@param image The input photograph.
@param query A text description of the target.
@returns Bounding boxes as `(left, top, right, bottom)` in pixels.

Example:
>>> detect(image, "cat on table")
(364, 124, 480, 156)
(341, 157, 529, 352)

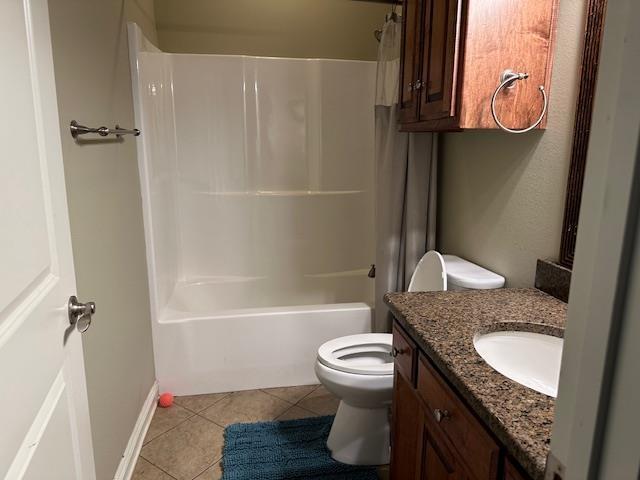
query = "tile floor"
(132, 384, 389, 480)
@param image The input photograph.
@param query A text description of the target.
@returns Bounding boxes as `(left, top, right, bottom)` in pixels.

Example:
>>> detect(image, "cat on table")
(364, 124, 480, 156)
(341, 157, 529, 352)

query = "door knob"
(68, 296, 96, 333)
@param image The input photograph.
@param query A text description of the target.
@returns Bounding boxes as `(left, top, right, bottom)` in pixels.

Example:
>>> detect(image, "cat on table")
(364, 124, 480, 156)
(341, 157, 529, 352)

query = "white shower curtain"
(374, 18, 438, 332)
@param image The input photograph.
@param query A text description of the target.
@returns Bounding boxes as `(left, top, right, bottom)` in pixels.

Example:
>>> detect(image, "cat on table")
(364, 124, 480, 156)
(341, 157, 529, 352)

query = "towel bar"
(70, 120, 141, 139)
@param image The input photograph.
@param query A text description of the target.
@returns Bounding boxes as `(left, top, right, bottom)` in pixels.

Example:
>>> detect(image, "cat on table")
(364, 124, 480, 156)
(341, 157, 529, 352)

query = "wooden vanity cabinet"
(398, 0, 559, 132)
(503, 458, 529, 480)
(391, 320, 526, 480)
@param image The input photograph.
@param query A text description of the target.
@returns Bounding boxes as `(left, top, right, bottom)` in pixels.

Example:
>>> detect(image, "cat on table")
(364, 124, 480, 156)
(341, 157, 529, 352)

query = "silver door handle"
(68, 296, 96, 333)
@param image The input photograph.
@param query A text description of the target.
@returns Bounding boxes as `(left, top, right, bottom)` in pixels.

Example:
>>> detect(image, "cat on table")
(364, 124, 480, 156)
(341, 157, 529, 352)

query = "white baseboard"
(113, 381, 159, 480)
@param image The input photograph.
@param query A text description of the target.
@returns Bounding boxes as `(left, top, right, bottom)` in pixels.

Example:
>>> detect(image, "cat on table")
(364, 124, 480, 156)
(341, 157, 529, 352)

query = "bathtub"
(153, 278, 373, 395)
(129, 24, 376, 396)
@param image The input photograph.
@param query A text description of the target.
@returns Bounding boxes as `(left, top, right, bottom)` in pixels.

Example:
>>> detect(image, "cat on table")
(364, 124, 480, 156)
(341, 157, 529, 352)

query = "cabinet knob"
(414, 79, 424, 90)
(433, 408, 450, 423)
(391, 346, 400, 358)
(407, 82, 414, 92)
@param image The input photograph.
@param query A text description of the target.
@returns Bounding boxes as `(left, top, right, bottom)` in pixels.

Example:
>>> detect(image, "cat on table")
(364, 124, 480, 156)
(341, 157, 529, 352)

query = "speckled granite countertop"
(384, 288, 567, 480)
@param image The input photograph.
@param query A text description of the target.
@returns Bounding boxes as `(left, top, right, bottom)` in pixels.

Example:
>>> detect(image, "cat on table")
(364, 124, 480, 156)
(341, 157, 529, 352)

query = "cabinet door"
(418, 0, 462, 122)
(390, 371, 422, 480)
(420, 423, 463, 480)
(398, 0, 423, 123)
(504, 458, 530, 480)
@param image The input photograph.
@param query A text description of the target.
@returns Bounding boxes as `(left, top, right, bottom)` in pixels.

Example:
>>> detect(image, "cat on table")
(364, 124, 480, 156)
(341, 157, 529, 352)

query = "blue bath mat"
(221, 415, 378, 480)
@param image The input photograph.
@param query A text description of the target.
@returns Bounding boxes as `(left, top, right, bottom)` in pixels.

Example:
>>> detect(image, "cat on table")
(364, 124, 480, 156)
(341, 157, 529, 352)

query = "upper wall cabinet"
(399, 0, 559, 132)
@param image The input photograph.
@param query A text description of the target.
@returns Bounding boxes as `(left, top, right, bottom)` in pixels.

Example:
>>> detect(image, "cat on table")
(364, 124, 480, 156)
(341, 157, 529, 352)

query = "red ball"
(158, 392, 174, 408)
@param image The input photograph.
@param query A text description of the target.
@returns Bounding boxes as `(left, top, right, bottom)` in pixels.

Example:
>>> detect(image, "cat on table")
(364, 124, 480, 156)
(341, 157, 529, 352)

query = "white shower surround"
(128, 24, 376, 394)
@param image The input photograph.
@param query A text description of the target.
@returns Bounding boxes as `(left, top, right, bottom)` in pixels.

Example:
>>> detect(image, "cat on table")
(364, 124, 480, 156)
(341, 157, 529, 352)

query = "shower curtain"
(374, 17, 438, 332)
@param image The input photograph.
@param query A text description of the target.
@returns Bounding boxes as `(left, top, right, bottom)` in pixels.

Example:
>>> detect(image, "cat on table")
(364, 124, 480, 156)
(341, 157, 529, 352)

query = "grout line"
(174, 391, 233, 415)
(139, 415, 224, 478)
(294, 384, 323, 406)
(138, 455, 178, 480)
(190, 460, 217, 480)
(195, 412, 228, 430)
(258, 389, 298, 406)
(192, 459, 222, 480)
(294, 405, 318, 416)
(273, 404, 296, 421)
(275, 403, 318, 421)
(259, 384, 322, 405)
(142, 409, 195, 446)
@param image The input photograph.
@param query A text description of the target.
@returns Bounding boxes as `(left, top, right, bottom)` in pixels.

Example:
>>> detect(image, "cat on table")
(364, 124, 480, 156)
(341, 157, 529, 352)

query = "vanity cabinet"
(390, 321, 528, 480)
(398, 0, 559, 132)
(504, 459, 529, 480)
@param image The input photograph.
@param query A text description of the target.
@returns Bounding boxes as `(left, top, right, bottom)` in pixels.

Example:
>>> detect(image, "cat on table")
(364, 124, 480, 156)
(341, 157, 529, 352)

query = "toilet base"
(327, 400, 390, 466)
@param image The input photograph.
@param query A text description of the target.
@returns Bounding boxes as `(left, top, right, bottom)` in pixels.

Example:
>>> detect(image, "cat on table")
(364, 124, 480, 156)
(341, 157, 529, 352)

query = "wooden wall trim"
(559, 0, 608, 269)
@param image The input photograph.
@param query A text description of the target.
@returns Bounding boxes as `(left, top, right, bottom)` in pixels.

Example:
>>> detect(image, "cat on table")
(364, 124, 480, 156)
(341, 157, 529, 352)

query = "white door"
(0, 0, 96, 479)
(546, 0, 640, 478)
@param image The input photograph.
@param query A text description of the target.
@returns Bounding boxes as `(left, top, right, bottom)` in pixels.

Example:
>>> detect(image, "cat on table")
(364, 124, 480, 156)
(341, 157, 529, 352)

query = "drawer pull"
(433, 408, 450, 423)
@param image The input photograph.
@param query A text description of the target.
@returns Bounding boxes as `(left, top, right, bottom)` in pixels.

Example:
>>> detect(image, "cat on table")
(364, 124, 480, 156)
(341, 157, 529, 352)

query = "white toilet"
(315, 250, 505, 465)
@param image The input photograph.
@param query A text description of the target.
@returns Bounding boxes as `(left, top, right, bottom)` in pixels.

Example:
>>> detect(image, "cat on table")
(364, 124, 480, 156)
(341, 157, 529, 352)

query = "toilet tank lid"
(442, 255, 505, 289)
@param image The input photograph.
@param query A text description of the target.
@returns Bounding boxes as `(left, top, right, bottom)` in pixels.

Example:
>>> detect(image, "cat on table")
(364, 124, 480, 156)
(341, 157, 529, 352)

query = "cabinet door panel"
(422, 433, 455, 480)
(399, 0, 423, 122)
(420, 420, 468, 480)
(419, 0, 461, 121)
(390, 372, 422, 480)
(417, 355, 499, 480)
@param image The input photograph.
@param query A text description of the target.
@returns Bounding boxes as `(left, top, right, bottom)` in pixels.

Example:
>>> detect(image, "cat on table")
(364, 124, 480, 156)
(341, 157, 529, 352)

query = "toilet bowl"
(315, 251, 505, 466)
(315, 333, 394, 466)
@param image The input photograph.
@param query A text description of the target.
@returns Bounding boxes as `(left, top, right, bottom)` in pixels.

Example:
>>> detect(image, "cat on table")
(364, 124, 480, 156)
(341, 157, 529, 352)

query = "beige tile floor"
(132, 384, 389, 480)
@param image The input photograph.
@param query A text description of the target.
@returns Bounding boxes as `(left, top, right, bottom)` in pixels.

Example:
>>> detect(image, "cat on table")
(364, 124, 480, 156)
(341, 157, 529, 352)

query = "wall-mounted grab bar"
(491, 70, 547, 134)
(70, 120, 141, 139)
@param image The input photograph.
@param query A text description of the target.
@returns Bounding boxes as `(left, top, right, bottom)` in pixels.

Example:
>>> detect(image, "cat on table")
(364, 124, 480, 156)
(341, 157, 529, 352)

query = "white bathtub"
(154, 280, 372, 394)
(129, 25, 376, 396)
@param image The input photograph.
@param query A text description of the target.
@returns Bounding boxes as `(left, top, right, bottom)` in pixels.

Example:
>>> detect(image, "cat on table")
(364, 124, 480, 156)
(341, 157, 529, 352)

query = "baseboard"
(113, 380, 159, 480)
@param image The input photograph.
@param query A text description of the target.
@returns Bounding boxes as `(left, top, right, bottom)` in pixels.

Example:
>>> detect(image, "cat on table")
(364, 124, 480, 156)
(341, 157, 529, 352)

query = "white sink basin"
(473, 331, 563, 397)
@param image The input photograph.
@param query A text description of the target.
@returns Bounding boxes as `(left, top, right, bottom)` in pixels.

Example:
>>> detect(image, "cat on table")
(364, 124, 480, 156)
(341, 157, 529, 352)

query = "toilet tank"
(442, 255, 505, 291)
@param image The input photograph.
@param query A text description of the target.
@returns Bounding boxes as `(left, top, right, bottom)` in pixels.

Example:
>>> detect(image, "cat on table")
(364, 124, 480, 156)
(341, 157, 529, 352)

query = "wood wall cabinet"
(398, 0, 559, 132)
(390, 321, 530, 480)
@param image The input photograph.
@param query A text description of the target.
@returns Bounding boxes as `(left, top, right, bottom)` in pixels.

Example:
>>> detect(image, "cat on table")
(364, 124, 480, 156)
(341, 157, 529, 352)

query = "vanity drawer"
(392, 322, 417, 383)
(417, 354, 499, 480)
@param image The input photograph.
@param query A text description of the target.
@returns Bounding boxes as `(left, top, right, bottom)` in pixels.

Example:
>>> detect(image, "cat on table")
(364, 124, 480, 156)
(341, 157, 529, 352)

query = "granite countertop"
(384, 288, 567, 480)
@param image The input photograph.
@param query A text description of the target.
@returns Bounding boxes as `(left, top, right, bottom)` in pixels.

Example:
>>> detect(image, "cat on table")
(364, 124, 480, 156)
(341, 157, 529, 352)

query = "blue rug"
(221, 415, 378, 480)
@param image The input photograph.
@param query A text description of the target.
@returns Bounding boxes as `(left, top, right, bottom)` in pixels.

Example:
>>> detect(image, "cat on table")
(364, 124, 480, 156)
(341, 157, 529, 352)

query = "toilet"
(315, 250, 505, 465)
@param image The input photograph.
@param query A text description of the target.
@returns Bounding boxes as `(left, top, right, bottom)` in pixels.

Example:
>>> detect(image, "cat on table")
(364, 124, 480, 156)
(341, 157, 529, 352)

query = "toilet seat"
(317, 334, 393, 376)
(408, 250, 447, 292)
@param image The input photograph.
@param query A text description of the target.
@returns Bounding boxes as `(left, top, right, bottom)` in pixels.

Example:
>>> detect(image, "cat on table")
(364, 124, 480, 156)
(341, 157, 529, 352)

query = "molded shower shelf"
(193, 190, 365, 197)
(303, 268, 370, 278)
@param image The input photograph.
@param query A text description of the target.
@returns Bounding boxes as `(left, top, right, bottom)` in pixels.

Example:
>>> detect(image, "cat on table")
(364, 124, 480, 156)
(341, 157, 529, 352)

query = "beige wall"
(154, 0, 390, 60)
(47, 1, 157, 479)
(438, 0, 586, 287)
(127, 0, 158, 45)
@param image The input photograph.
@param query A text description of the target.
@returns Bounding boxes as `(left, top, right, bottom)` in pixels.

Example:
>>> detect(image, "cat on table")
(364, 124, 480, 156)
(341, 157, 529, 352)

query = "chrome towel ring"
(491, 69, 547, 134)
